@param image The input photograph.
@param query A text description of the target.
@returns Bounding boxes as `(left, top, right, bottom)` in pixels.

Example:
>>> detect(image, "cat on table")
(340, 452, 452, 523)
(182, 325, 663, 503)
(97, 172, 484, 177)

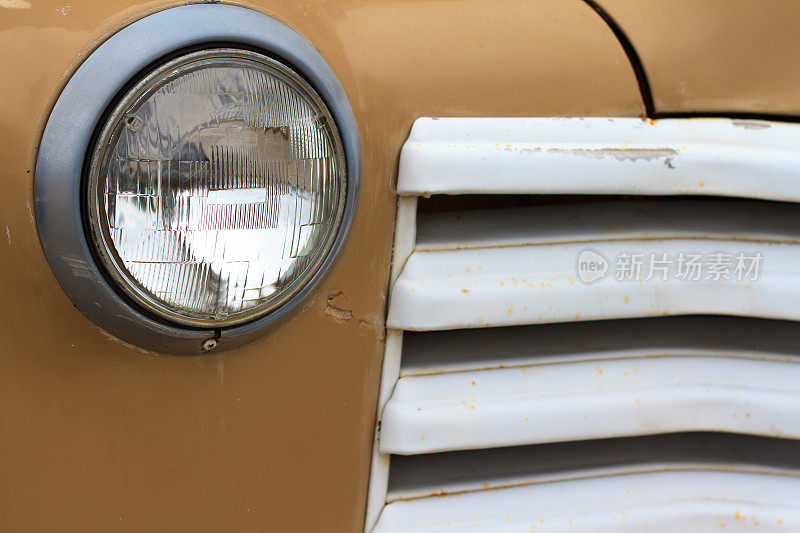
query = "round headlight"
(85, 48, 346, 327)
(36, 5, 359, 353)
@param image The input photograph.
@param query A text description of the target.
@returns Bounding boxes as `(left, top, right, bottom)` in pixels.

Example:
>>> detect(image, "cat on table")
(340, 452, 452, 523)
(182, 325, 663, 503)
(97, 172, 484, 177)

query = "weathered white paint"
(375, 470, 800, 532)
(364, 198, 418, 532)
(388, 239, 800, 331)
(398, 117, 800, 201)
(366, 117, 800, 531)
(380, 355, 800, 454)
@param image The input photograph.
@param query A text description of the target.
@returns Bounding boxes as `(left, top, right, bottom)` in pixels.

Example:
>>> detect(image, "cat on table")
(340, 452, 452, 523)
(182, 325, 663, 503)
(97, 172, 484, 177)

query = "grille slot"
(415, 198, 800, 251)
(365, 118, 800, 531)
(388, 432, 800, 502)
(400, 316, 800, 376)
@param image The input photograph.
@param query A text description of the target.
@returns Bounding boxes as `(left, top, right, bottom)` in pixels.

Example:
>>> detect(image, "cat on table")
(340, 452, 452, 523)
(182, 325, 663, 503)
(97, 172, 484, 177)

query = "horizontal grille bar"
(398, 117, 800, 201)
(375, 470, 800, 531)
(388, 238, 800, 331)
(381, 354, 800, 454)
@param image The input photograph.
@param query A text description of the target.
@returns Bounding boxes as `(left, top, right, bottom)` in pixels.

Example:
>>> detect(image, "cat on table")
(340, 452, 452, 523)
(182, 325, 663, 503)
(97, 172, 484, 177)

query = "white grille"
(365, 118, 800, 531)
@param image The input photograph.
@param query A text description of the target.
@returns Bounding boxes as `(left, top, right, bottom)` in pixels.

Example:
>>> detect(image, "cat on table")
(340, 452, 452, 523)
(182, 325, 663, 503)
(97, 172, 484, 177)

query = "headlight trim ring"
(35, 5, 360, 354)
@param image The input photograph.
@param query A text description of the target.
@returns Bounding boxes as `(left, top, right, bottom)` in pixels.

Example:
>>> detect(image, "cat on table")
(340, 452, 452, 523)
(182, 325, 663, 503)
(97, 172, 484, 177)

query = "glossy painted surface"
(0, 1, 639, 530)
(599, 0, 800, 115)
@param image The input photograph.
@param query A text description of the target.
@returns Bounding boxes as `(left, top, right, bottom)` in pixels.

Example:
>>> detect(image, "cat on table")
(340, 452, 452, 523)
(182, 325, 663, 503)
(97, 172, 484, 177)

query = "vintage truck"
(3, 0, 800, 530)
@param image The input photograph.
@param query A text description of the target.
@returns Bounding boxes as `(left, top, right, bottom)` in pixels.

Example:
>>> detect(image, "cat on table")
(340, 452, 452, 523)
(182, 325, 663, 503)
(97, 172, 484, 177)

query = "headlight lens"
(86, 48, 346, 327)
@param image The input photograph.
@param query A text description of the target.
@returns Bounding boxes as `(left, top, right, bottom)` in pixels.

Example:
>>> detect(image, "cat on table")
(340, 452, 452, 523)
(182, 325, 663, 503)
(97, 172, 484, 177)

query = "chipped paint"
(398, 117, 800, 201)
(325, 290, 354, 321)
(732, 120, 772, 130)
(0, 0, 31, 7)
(545, 147, 678, 162)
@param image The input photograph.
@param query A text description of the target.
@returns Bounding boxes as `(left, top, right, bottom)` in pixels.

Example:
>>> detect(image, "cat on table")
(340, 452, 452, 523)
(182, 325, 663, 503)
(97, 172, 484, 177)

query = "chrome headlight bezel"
(35, 5, 360, 354)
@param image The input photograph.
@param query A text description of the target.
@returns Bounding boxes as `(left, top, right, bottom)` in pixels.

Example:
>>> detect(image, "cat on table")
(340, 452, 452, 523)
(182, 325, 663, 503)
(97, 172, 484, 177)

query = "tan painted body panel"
(599, 0, 800, 115)
(0, 1, 639, 530)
